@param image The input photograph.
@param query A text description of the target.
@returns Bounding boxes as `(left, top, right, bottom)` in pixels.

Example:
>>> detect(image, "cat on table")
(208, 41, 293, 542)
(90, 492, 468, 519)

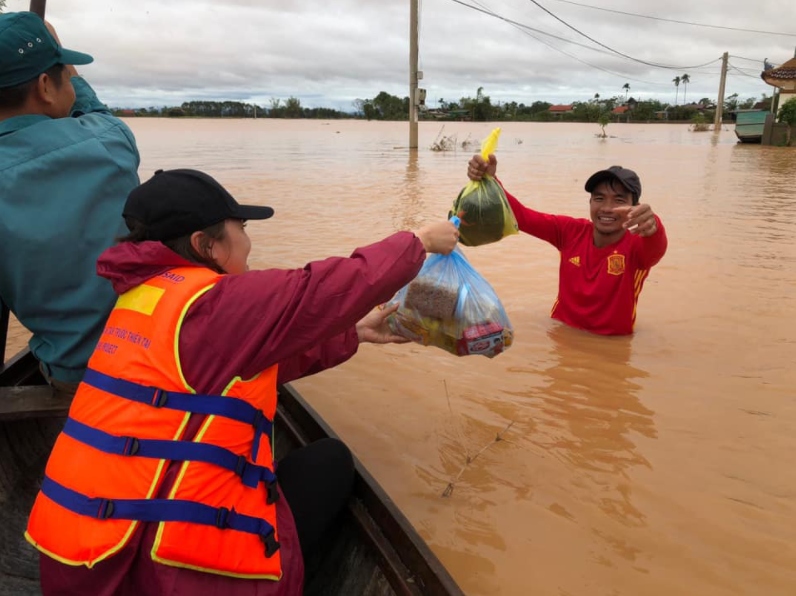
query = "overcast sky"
(5, 0, 795, 110)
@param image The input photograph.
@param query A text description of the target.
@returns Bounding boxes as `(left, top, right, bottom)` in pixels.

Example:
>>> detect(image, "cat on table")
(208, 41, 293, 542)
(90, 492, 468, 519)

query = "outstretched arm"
(180, 227, 458, 393)
(276, 304, 408, 384)
(466, 154, 574, 249)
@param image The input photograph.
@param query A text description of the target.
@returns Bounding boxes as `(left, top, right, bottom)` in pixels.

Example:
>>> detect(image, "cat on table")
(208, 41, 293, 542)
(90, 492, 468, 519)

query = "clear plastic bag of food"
(386, 246, 514, 358)
(448, 127, 519, 247)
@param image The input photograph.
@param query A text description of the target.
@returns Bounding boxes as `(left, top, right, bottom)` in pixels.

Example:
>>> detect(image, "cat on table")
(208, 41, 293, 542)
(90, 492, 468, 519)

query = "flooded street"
(8, 119, 795, 595)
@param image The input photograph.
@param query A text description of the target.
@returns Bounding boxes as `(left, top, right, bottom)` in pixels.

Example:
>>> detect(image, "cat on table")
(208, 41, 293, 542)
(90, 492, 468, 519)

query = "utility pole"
(30, 0, 47, 18)
(714, 52, 728, 130)
(409, 0, 419, 149)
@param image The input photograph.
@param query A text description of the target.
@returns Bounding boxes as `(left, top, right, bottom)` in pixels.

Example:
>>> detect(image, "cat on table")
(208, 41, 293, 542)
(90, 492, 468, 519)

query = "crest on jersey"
(607, 253, 625, 276)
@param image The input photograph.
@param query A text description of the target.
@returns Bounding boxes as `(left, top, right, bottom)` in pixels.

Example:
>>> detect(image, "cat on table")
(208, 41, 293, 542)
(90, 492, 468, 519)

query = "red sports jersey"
(504, 189, 667, 335)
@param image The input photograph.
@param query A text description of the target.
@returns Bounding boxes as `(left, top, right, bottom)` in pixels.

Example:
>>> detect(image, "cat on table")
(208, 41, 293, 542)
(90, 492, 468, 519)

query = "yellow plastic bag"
(448, 128, 519, 247)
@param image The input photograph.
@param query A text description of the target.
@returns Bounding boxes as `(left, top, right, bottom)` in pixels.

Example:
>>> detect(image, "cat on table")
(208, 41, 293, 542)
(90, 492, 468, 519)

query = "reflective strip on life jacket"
(40, 477, 280, 558)
(82, 368, 273, 461)
(62, 417, 279, 499)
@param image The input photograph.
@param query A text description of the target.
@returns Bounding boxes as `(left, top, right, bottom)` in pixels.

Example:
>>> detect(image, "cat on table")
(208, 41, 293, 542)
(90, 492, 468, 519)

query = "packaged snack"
(404, 277, 458, 320)
(386, 246, 514, 358)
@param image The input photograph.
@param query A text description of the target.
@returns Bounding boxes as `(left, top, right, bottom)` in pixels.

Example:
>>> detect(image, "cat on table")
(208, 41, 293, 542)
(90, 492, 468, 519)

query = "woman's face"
(212, 219, 251, 274)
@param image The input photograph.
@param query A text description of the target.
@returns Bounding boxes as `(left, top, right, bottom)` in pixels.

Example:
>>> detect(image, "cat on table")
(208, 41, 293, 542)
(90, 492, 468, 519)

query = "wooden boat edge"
(277, 383, 465, 596)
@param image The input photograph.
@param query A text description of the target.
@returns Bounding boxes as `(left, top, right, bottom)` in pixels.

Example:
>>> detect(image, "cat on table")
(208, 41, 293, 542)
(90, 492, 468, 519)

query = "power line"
(524, 0, 722, 70)
(448, 0, 620, 58)
(730, 55, 766, 63)
(728, 63, 764, 80)
(735, 66, 764, 75)
(466, 0, 670, 86)
(726, 62, 765, 75)
(468, 0, 613, 58)
(449, 0, 720, 73)
(452, 0, 775, 97)
(548, 0, 796, 37)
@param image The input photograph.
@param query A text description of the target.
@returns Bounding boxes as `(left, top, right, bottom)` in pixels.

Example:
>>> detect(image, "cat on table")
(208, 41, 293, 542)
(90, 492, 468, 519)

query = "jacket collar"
(0, 113, 51, 136)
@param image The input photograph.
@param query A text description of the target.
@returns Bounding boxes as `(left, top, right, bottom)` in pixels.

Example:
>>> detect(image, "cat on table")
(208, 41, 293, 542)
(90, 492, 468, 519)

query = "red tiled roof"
(612, 106, 629, 114)
(763, 57, 796, 80)
(548, 104, 573, 112)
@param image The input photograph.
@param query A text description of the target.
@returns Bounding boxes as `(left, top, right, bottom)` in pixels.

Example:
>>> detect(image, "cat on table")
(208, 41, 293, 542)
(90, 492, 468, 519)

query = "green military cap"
(0, 11, 93, 88)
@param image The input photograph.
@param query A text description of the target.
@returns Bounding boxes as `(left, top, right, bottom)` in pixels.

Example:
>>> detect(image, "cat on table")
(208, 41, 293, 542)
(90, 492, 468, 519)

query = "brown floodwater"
(7, 120, 796, 595)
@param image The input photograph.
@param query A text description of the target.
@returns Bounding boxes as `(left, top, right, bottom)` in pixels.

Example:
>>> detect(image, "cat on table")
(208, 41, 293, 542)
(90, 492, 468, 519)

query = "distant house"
(117, 109, 136, 117)
(761, 56, 796, 108)
(654, 110, 669, 121)
(548, 104, 574, 117)
(611, 105, 631, 122)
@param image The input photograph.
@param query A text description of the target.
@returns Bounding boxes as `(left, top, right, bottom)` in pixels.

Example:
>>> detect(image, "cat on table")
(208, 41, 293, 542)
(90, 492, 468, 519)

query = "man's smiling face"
(589, 179, 634, 237)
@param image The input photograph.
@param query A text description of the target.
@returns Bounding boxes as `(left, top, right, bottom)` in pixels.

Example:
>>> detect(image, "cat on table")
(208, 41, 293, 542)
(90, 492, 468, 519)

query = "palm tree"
(622, 83, 630, 102)
(681, 74, 690, 105)
(672, 76, 681, 105)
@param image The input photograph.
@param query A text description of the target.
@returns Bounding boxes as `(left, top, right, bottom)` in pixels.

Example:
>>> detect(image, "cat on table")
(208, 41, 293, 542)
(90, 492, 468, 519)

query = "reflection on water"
(524, 326, 655, 528)
(8, 120, 796, 596)
(393, 151, 425, 231)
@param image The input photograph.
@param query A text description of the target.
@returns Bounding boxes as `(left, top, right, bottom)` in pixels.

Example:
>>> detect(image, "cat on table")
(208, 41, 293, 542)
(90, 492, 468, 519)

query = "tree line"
(112, 87, 772, 123)
(121, 99, 351, 119)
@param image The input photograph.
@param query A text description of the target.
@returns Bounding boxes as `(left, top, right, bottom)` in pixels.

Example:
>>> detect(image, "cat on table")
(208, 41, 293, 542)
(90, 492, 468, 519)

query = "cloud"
(5, 0, 794, 108)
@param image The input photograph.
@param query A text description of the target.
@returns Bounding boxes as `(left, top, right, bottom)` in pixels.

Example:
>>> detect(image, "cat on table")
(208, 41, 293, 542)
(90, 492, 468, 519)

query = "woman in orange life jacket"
(26, 168, 460, 596)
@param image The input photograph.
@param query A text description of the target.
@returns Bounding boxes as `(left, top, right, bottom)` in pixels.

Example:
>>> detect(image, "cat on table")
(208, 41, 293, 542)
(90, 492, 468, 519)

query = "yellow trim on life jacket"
(173, 283, 216, 392)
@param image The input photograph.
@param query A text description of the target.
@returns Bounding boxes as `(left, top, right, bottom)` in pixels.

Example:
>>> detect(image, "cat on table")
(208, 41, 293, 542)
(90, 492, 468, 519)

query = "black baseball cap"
(584, 166, 642, 204)
(123, 169, 274, 242)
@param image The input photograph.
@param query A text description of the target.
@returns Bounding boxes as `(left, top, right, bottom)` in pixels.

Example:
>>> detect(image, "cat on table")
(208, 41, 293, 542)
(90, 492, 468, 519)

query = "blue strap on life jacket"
(41, 476, 280, 558)
(82, 368, 273, 461)
(62, 418, 278, 500)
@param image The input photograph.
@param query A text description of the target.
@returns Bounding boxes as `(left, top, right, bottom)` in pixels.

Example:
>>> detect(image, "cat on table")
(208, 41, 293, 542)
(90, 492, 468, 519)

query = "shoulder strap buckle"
(261, 529, 280, 558)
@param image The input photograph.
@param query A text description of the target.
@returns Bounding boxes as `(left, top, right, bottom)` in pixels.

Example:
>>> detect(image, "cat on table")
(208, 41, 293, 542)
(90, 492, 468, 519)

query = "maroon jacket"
(39, 232, 426, 596)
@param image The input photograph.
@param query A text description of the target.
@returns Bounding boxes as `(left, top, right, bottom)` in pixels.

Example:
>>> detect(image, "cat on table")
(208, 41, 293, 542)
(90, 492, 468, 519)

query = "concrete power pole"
(714, 52, 729, 130)
(409, 0, 419, 149)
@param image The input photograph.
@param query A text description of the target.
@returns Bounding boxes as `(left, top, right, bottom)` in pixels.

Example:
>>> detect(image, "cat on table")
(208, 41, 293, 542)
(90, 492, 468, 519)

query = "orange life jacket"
(26, 266, 283, 580)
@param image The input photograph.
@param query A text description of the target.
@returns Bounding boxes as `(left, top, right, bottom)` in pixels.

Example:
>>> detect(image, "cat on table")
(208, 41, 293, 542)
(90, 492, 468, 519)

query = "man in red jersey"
(467, 155, 667, 335)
